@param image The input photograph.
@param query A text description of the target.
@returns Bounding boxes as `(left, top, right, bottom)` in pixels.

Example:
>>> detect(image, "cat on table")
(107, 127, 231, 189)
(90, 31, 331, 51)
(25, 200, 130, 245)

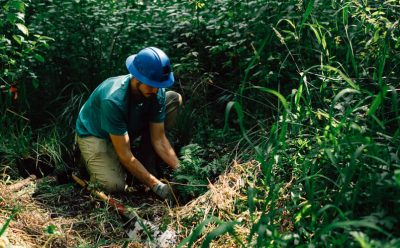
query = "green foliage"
(0, 114, 31, 170)
(178, 217, 242, 248)
(44, 224, 57, 235)
(1, 0, 399, 246)
(0, 0, 52, 111)
(173, 143, 230, 201)
(0, 114, 69, 177)
(201, 221, 242, 248)
(179, 0, 400, 247)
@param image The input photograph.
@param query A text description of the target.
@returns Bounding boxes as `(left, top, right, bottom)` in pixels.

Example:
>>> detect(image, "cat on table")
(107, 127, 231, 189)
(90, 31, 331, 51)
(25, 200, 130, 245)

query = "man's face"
(138, 82, 158, 98)
(131, 77, 159, 99)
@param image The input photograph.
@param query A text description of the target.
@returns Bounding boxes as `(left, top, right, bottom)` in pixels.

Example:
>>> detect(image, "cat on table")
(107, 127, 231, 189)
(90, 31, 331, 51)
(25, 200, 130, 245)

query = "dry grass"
(171, 160, 264, 247)
(0, 181, 75, 247)
(0, 160, 289, 247)
(0, 177, 128, 247)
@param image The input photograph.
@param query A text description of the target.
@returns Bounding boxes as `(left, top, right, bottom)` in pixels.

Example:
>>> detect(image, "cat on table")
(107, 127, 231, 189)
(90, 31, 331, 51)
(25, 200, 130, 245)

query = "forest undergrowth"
(1, 0, 400, 247)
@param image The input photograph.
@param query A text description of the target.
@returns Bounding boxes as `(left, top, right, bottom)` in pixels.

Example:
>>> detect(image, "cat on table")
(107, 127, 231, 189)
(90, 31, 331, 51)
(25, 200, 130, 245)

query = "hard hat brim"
(126, 54, 175, 88)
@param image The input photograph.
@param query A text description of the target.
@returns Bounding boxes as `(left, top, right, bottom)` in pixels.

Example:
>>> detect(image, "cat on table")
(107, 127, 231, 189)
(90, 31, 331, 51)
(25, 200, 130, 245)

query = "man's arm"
(149, 122, 179, 170)
(109, 133, 159, 188)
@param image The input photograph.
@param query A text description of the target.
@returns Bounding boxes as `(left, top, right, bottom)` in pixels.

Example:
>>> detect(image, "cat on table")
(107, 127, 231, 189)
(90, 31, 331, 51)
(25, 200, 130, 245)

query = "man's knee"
(91, 176, 125, 193)
(102, 180, 125, 193)
(166, 91, 182, 107)
(165, 91, 182, 129)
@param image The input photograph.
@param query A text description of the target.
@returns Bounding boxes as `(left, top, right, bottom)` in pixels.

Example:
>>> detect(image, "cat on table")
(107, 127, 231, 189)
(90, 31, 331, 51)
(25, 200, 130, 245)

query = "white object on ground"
(127, 219, 177, 248)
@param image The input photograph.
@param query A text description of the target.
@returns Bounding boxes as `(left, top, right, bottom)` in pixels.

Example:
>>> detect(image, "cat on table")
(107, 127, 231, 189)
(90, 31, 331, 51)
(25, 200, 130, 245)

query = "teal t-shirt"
(76, 74, 166, 139)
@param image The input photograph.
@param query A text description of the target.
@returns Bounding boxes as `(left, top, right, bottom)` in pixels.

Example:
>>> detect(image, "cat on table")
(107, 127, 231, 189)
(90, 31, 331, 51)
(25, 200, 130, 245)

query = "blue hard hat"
(126, 47, 174, 88)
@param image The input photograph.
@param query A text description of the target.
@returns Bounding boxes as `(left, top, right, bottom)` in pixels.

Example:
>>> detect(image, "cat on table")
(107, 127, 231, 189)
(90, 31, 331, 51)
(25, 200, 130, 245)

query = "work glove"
(152, 182, 174, 202)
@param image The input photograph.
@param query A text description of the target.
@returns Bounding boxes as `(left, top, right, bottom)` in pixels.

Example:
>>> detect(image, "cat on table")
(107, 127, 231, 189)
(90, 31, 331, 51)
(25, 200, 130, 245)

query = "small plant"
(173, 144, 208, 201)
(173, 143, 230, 202)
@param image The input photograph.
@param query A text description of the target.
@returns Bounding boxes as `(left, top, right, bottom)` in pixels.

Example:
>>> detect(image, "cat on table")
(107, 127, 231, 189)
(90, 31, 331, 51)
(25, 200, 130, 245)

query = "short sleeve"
(100, 99, 128, 135)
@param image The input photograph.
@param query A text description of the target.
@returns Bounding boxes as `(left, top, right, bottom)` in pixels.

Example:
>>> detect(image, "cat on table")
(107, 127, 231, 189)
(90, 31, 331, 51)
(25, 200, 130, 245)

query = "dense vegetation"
(1, 0, 399, 247)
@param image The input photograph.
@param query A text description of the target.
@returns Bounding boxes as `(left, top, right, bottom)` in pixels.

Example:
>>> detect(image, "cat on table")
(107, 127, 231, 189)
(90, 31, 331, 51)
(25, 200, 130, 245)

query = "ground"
(0, 161, 272, 247)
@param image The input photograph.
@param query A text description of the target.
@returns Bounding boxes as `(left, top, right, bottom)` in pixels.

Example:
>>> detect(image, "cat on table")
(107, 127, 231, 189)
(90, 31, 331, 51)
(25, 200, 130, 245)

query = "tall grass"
(0, 87, 88, 178)
(1, 0, 399, 246)
(182, 0, 400, 247)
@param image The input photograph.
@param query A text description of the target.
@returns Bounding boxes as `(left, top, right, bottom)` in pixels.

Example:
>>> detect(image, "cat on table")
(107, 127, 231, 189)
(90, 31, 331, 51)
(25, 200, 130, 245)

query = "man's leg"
(137, 91, 182, 177)
(164, 91, 183, 130)
(77, 135, 126, 192)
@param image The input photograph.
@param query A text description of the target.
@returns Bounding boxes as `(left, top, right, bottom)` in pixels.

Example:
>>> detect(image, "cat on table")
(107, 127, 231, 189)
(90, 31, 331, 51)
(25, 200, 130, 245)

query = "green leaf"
(252, 86, 289, 111)
(323, 65, 359, 90)
(201, 221, 241, 248)
(277, 19, 296, 30)
(373, 29, 380, 42)
(300, 0, 316, 29)
(321, 220, 390, 237)
(295, 203, 311, 223)
(321, 35, 327, 50)
(44, 224, 57, 234)
(370, 114, 385, 129)
(33, 34, 54, 41)
(247, 187, 255, 217)
(224, 101, 244, 132)
(32, 78, 40, 89)
(343, 4, 349, 25)
(12, 35, 22, 45)
(350, 231, 372, 248)
(16, 12, 25, 22)
(367, 85, 389, 116)
(0, 209, 18, 237)
(16, 23, 29, 36)
(295, 76, 304, 108)
(177, 218, 216, 248)
(333, 88, 360, 103)
(8, 0, 25, 12)
(34, 54, 45, 63)
(395, 170, 400, 187)
(309, 24, 321, 44)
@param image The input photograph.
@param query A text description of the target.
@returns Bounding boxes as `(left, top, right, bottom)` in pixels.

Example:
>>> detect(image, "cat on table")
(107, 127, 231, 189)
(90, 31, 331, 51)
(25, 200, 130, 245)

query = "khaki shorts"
(76, 135, 126, 192)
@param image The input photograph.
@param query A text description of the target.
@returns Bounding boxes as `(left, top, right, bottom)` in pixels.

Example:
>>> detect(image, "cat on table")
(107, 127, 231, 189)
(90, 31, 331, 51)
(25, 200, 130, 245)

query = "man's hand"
(152, 182, 173, 200)
(110, 134, 159, 188)
(171, 163, 180, 170)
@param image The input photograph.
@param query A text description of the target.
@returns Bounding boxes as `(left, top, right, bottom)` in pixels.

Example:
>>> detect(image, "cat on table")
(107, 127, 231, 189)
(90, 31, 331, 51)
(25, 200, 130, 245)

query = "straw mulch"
(171, 160, 264, 247)
(0, 160, 292, 247)
(0, 177, 130, 248)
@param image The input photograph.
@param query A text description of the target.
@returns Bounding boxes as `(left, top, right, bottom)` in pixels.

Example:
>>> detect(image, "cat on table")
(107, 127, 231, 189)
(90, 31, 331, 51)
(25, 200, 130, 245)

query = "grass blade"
(251, 86, 289, 111)
(300, 0, 316, 30)
(177, 218, 215, 248)
(323, 65, 359, 90)
(200, 221, 241, 248)
(333, 88, 360, 103)
(370, 114, 385, 130)
(0, 209, 18, 237)
(224, 101, 267, 170)
(320, 220, 391, 237)
(367, 85, 389, 116)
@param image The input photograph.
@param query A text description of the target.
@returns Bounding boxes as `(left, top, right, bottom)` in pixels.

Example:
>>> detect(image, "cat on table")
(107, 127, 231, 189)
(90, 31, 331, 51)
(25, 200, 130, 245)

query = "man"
(75, 47, 182, 200)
